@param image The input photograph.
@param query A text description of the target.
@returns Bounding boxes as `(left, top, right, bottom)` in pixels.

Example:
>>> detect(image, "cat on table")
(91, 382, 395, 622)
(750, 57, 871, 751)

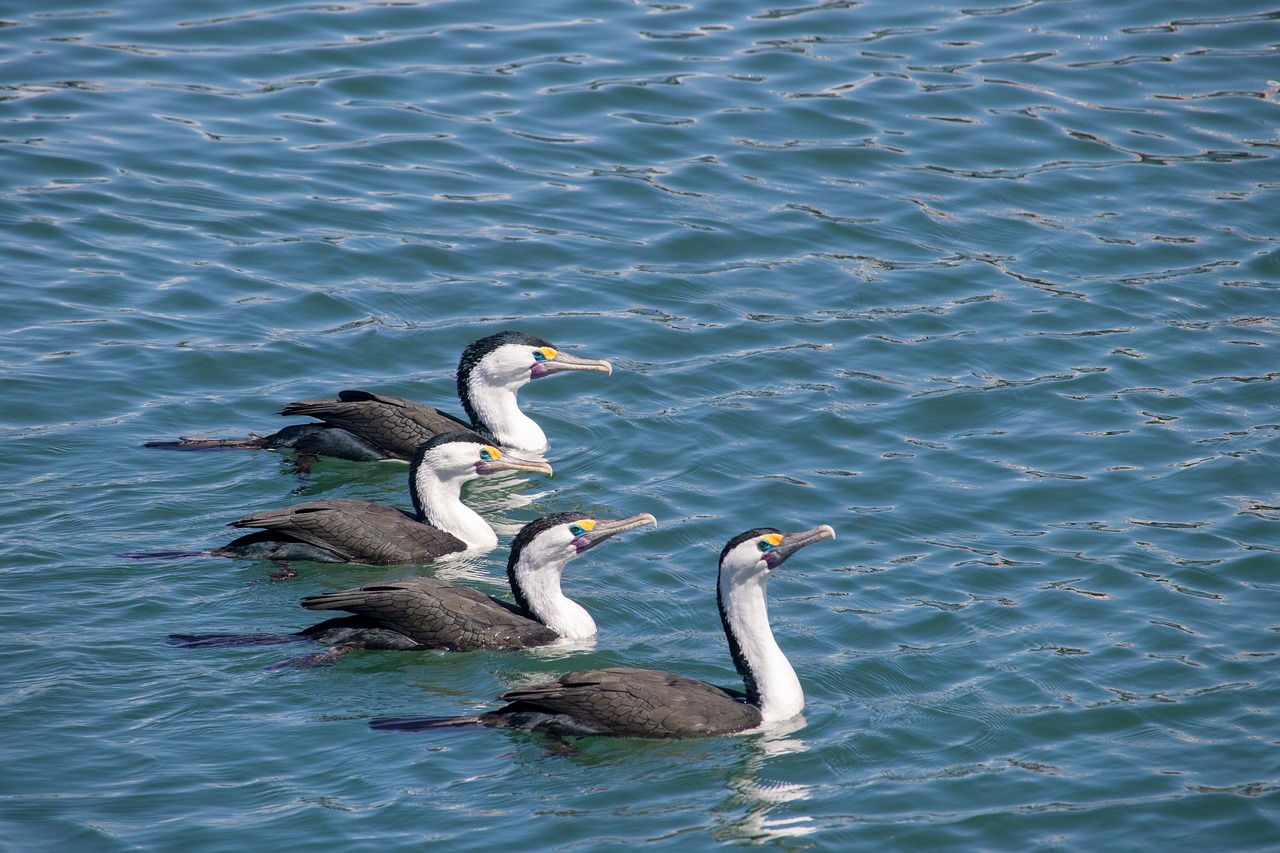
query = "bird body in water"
(144, 330, 612, 466)
(371, 524, 834, 739)
(124, 432, 550, 568)
(168, 512, 657, 666)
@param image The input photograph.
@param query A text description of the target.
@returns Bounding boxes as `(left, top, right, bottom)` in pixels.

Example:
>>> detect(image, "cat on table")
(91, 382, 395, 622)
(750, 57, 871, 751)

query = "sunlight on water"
(2, 0, 1278, 849)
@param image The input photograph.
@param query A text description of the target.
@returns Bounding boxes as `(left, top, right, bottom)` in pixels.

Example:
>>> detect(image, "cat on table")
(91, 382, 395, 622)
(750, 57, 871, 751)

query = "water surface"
(2, 0, 1278, 849)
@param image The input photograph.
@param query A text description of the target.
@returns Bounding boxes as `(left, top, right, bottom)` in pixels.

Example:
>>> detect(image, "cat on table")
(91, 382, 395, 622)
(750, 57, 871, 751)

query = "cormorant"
(144, 330, 611, 466)
(370, 524, 834, 739)
(168, 511, 657, 666)
(124, 432, 550, 569)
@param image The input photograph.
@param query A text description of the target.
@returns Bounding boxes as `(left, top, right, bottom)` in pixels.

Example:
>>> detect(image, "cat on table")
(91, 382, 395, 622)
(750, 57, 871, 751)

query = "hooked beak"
(573, 512, 657, 554)
(764, 524, 835, 570)
(476, 454, 553, 477)
(531, 350, 613, 379)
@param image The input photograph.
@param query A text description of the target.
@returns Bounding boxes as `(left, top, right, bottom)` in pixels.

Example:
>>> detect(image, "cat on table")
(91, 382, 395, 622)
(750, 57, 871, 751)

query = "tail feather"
(167, 632, 305, 649)
(369, 715, 489, 732)
(144, 435, 267, 451)
(119, 550, 211, 560)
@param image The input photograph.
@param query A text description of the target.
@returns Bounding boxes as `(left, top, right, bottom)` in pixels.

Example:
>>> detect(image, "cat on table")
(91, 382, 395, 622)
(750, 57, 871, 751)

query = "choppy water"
(3, 0, 1278, 849)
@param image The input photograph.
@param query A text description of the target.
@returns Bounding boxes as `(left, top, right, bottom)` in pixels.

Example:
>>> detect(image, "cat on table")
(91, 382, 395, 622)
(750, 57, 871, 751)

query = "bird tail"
(167, 632, 306, 649)
(369, 715, 490, 732)
(118, 550, 211, 560)
(143, 435, 269, 451)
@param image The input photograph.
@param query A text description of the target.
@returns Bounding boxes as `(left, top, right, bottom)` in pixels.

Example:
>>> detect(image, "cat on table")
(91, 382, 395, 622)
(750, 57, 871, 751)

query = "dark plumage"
(144, 330, 611, 464)
(370, 524, 834, 739)
(211, 499, 468, 565)
(216, 433, 549, 565)
(375, 667, 763, 737)
(298, 577, 560, 650)
(124, 432, 551, 569)
(276, 391, 473, 462)
(168, 512, 657, 666)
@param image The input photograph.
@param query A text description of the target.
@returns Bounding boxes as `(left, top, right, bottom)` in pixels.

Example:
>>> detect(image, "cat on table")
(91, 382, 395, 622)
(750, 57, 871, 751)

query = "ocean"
(2, 1, 1278, 849)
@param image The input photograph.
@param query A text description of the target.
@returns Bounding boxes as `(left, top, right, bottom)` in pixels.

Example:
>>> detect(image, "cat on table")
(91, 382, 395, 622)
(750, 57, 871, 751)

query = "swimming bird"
(124, 432, 550, 570)
(144, 330, 612, 465)
(370, 524, 834, 739)
(168, 511, 657, 666)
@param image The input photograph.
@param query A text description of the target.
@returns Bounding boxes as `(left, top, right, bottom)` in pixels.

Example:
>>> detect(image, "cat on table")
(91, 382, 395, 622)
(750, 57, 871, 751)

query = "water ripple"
(3, 0, 1279, 849)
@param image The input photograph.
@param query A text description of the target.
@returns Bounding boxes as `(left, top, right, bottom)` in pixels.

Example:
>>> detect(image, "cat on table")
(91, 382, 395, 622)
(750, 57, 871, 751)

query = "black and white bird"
(125, 432, 550, 569)
(168, 511, 657, 666)
(145, 330, 612, 465)
(370, 524, 834, 739)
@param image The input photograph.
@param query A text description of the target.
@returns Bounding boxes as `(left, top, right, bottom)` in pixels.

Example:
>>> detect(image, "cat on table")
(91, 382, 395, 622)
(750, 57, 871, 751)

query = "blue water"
(3, 0, 1278, 849)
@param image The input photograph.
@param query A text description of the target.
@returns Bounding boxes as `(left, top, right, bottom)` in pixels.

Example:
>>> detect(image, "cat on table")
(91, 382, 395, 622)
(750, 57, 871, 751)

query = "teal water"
(3, 0, 1278, 849)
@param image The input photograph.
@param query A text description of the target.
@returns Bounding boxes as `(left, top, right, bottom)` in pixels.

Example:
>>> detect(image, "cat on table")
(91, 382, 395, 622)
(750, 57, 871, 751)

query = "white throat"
(413, 464, 497, 551)
(465, 370, 547, 453)
(512, 554, 596, 640)
(720, 572, 803, 723)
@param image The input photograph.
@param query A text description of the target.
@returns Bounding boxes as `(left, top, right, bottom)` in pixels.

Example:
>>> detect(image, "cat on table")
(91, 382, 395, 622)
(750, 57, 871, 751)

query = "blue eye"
(480, 449, 494, 461)
(758, 540, 773, 553)
(569, 524, 585, 536)
(533, 350, 547, 362)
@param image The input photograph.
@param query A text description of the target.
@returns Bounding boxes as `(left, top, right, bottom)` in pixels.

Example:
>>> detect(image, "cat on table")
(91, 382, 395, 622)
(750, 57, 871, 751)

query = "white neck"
(512, 555, 596, 640)
(413, 465, 497, 551)
(466, 371, 547, 453)
(720, 573, 803, 723)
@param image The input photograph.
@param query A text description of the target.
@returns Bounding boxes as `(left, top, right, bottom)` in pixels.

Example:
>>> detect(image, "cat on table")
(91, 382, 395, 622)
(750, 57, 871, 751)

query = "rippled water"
(3, 0, 1278, 849)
